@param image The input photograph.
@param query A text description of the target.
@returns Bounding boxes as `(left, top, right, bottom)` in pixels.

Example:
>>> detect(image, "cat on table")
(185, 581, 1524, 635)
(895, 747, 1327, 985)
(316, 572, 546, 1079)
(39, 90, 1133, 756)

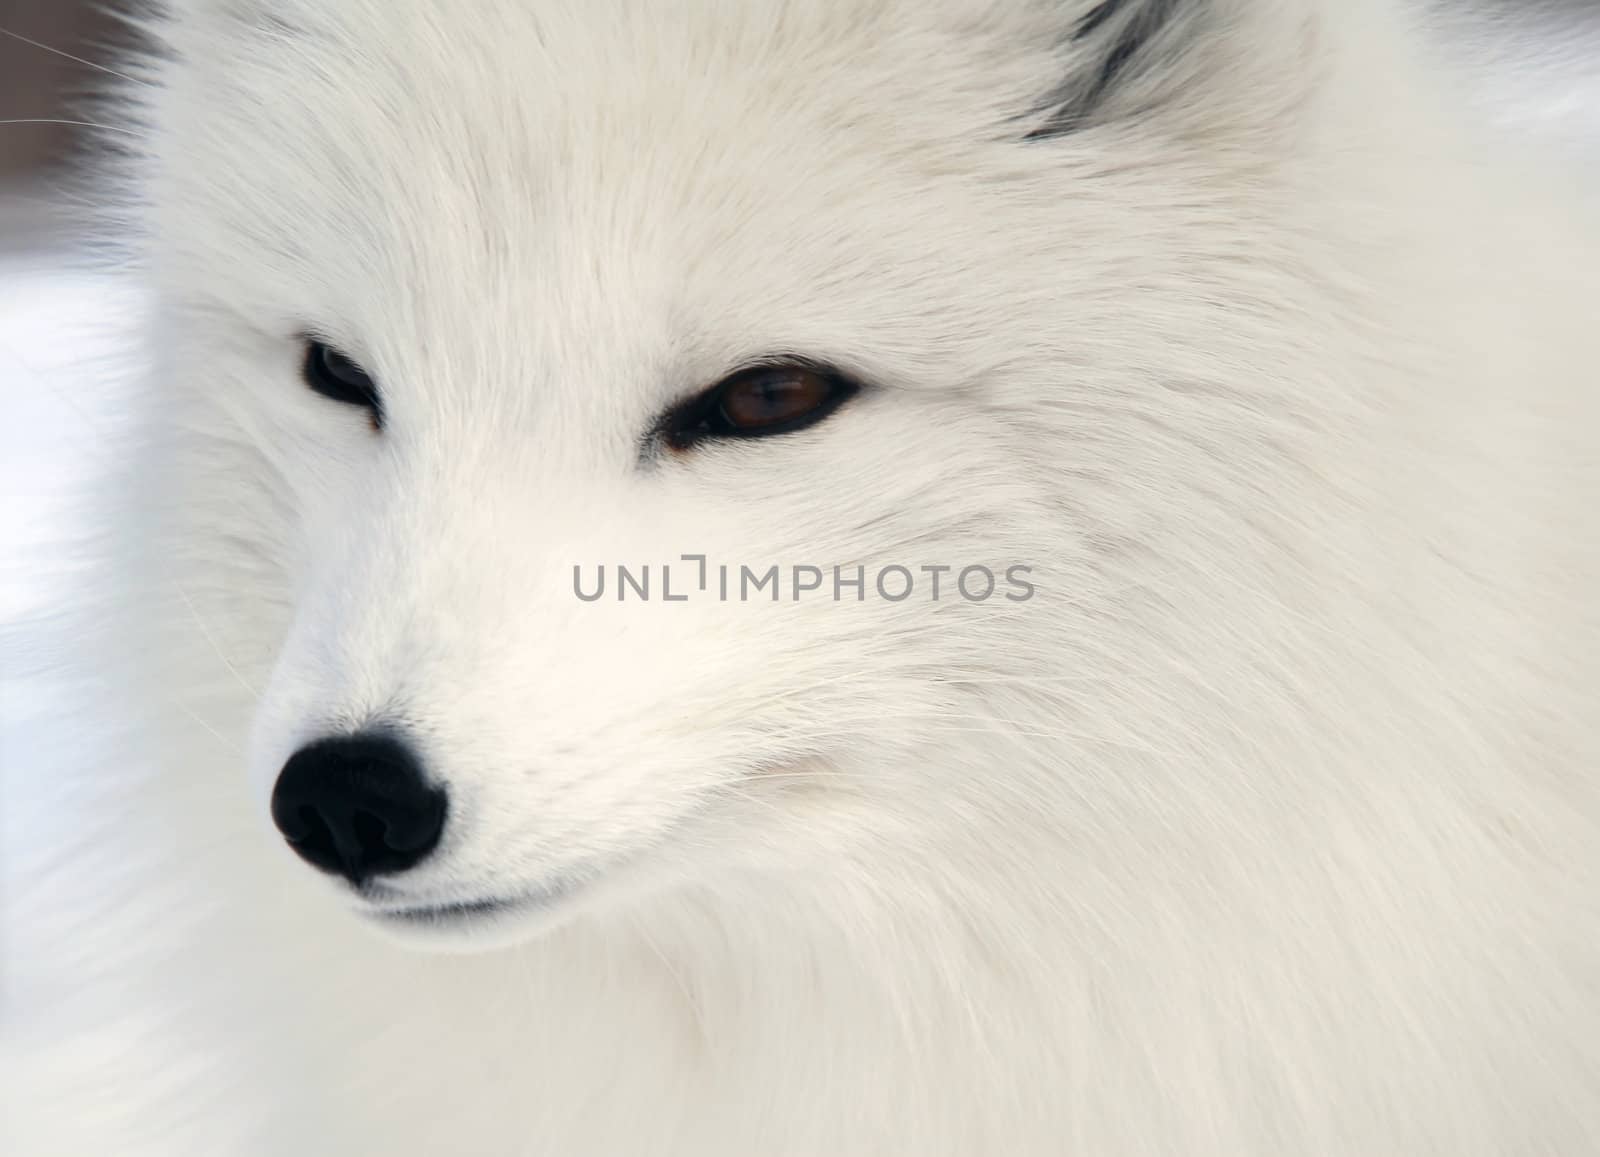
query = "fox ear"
(1024, 0, 1210, 139)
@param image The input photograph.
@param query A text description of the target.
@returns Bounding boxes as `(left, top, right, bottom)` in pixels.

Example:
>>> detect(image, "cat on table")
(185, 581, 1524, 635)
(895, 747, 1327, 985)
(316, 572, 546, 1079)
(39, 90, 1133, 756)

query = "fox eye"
(659, 364, 858, 450)
(302, 339, 383, 426)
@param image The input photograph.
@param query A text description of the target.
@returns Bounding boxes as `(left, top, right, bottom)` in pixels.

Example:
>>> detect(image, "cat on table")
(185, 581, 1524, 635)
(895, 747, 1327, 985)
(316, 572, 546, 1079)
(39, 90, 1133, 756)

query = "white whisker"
(172, 697, 243, 755)
(177, 587, 260, 697)
(0, 118, 144, 139)
(0, 26, 150, 88)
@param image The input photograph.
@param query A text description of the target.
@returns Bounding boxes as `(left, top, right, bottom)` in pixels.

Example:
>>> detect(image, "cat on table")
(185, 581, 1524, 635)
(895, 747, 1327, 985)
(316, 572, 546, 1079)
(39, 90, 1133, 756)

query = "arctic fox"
(5, 0, 1598, 1153)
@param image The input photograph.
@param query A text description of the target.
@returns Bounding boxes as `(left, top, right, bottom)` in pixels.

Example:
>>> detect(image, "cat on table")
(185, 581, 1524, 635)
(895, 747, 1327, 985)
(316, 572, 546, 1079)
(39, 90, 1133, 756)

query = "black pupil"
(727, 374, 810, 425)
(656, 363, 855, 449)
(720, 371, 832, 428)
(321, 347, 361, 385)
(305, 341, 379, 417)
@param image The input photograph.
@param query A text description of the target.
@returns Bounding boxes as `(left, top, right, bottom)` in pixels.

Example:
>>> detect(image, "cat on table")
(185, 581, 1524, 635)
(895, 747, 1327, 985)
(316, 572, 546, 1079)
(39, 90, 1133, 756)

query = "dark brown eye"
(658, 363, 858, 449)
(302, 338, 383, 426)
(720, 367, 836, 431)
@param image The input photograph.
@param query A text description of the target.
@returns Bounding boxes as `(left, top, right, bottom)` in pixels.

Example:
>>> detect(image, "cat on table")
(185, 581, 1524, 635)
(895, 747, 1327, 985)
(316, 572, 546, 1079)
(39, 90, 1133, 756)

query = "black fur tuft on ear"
(1024, 0, 1200, 140)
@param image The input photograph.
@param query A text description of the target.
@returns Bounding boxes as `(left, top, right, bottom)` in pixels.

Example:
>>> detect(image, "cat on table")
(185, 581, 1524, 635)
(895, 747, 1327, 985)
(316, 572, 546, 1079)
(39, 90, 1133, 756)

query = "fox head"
(136, 0, 1337, 947)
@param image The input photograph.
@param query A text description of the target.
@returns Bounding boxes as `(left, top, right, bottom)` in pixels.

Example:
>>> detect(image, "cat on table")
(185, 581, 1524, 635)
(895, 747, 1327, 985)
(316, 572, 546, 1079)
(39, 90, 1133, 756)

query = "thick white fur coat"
(4, 0, 1599, 1153)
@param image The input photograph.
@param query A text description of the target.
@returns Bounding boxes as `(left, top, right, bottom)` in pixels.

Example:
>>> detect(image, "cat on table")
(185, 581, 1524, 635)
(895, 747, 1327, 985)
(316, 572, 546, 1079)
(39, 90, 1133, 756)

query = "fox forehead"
(149, 2, 1185, 413)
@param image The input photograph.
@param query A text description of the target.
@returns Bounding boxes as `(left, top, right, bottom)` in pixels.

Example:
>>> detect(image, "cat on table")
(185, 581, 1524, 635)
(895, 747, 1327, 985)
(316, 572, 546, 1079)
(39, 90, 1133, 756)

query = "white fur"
(5, 0, 1599, 1152)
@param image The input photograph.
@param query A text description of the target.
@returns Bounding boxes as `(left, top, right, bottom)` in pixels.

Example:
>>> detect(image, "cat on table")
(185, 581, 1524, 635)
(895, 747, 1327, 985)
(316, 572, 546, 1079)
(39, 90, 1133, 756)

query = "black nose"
(270, 733, 447, 886)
